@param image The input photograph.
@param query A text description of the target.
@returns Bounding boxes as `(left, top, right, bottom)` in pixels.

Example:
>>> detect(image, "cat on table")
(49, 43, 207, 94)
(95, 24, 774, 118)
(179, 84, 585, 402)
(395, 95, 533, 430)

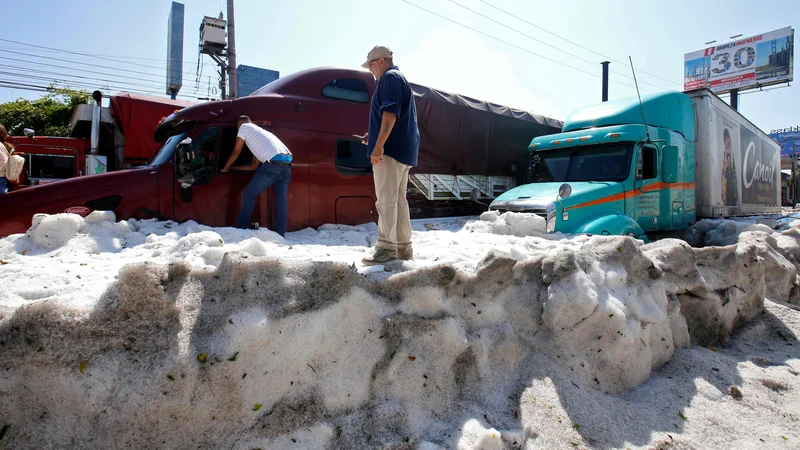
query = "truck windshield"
(150, 133, 188, 166)
(526, 143, 633, 183)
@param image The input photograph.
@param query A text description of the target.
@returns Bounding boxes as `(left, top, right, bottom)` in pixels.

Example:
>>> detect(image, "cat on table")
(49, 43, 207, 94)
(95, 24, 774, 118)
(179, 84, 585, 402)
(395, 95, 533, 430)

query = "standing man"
(221, 115, 293, 236)
(359, 45, 420, 265)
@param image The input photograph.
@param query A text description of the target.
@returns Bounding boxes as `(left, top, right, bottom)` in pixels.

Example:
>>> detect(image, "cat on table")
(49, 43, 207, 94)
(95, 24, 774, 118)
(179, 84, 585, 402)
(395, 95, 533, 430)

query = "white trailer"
(689, 89, 781, 218)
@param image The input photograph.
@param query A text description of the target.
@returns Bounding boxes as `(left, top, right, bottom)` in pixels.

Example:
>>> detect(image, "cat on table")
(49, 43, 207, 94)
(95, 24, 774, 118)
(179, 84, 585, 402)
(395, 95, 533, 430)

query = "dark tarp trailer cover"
(410, 83, 563, 176)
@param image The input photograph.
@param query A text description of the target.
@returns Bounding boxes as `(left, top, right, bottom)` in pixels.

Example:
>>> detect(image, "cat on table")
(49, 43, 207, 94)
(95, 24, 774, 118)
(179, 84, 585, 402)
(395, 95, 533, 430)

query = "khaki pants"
(373, 155, 412, 252)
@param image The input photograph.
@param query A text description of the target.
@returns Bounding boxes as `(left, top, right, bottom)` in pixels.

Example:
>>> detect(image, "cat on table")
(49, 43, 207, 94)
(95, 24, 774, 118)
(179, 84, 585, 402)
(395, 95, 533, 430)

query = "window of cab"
(321, 78, 369, 103)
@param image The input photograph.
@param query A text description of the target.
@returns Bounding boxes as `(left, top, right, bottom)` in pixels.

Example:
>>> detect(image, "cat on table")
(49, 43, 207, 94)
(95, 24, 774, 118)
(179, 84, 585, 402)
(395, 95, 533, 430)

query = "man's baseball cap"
(361, 46, 393, 68)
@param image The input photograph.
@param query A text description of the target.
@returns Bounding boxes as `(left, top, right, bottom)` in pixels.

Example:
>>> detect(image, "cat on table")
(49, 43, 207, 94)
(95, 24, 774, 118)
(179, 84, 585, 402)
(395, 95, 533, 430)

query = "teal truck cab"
(490, 88, 781, 239)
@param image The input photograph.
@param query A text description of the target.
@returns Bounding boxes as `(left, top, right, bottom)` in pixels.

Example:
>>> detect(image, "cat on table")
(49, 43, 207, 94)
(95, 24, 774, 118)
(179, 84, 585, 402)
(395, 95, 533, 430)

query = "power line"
(0, 69, 208, 102)
(0, 69, 169, 93)
(0, 80, 50, 92)
(0, 51, 216, 100)
(0, 48, 206, 85)
(0, 75, 198, 101)
(0, 60, 179, 88)
(479, 0, 682, 87)
(0, 39, 217, 98)
(0, 45, 199, 67)
(399, 0, 657, 92)
(0, 79, 197, 101)
(445, 0, 676, 91)
(0, 38, 195, 73)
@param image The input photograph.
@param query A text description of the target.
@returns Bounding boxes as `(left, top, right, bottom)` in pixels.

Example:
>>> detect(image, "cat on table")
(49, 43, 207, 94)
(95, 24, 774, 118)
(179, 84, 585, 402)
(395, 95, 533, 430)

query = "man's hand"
(220, 167, 230, 173)
(360, 132, 368, 145)
(370, 144, 384, 165)
(371, 111, 395, 165)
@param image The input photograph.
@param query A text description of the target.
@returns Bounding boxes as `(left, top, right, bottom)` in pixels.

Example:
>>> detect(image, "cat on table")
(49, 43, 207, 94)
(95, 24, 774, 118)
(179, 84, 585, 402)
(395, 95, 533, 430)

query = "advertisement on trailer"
(740, 126, 779, 205)
(684, 27, 794, 93)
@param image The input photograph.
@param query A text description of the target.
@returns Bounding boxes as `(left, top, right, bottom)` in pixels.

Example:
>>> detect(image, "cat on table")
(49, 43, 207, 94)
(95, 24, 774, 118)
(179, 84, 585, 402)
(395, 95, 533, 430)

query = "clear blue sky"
(2, 0, 798, 132)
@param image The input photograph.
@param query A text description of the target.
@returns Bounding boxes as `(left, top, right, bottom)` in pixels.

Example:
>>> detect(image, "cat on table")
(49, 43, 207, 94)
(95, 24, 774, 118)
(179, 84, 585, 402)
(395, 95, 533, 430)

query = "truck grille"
(491, 206, 547, 218)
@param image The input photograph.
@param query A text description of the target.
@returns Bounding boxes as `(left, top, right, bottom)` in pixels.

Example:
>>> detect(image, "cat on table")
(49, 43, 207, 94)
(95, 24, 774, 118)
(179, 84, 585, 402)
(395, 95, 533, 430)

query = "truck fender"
(573, 211, 646, 239)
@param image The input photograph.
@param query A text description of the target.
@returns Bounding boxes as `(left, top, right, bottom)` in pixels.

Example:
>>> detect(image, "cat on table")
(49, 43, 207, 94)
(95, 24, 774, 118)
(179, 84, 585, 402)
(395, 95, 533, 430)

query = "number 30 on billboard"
(684, 27, 793, 94)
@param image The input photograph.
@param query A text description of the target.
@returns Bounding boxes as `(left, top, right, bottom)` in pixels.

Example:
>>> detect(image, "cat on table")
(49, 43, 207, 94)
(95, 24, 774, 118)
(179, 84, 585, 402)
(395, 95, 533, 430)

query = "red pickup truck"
(0, 67, 561, 237)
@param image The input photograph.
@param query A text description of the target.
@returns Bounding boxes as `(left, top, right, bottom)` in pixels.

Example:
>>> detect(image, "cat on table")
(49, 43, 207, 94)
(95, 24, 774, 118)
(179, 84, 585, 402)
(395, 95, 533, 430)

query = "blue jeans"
(235, 162, 292, 235)
(0, 177, 7, 194)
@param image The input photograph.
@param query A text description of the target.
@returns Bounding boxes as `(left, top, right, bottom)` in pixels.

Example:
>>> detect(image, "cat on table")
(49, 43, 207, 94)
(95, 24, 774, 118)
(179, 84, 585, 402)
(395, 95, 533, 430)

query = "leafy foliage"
(0, 85, 91, 137)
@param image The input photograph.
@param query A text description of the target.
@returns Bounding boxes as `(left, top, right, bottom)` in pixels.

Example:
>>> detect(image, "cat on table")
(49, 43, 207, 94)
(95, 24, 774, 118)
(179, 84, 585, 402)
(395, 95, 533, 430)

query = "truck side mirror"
(175, 138, 195, 203)
(176, 138, 193, 175)
(557, 183, 572, 199)
(662, 145, 679, 183)
(23, 128, 35, 138)
(176, 137, 215, 187)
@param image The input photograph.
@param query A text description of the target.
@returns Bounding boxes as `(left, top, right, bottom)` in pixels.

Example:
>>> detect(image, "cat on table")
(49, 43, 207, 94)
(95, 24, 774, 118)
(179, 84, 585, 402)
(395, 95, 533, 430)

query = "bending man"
(221, 115, 293, 236)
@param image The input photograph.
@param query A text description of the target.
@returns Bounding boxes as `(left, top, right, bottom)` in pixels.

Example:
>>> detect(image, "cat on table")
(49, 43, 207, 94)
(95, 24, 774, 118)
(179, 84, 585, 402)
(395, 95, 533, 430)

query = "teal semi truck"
(489, 88, 781, 239)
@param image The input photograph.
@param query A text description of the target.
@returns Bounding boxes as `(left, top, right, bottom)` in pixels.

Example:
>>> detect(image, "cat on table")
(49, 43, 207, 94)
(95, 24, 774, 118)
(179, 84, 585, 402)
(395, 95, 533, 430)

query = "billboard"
(770, 129, 800, 159)
(166, 2, 185, 97)
(237, 65, 279, 97)
(684, 27, 793, 93)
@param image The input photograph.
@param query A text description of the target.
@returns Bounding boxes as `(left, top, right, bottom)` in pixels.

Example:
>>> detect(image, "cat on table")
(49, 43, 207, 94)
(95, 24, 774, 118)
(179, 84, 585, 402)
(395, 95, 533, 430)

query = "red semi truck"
(0, 67, 561, 237)
(5, 93, 193, 189)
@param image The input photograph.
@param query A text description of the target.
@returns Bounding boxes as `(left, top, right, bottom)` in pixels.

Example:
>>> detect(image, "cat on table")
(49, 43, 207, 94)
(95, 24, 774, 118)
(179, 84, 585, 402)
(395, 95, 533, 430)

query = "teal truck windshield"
(526, 142, 634, 183)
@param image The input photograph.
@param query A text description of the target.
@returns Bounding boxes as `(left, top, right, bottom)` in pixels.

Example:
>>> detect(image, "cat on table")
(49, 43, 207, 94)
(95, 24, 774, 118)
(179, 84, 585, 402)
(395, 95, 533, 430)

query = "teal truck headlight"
(546, 202, 556, 232)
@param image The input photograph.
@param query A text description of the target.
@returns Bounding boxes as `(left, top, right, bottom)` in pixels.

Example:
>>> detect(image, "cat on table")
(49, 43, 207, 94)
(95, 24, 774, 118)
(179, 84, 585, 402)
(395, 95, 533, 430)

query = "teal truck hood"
(490, 181, 624, 212)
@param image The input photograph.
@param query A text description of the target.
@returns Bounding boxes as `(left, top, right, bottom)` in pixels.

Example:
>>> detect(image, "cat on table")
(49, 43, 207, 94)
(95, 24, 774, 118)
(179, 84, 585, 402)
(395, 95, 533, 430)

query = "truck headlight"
(546, 202, 556, 233)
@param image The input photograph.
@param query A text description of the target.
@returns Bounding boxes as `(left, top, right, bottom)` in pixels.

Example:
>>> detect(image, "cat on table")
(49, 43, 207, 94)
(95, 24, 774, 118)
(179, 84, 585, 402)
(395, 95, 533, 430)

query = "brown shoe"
(397, 246, 413, 260)
(362, 248, 397, 266)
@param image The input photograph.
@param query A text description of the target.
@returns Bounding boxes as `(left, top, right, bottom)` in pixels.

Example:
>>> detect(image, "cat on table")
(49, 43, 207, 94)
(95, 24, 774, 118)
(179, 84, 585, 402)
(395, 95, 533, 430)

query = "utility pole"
(227, 0, 238, 98)
(197, 3, 237, 101)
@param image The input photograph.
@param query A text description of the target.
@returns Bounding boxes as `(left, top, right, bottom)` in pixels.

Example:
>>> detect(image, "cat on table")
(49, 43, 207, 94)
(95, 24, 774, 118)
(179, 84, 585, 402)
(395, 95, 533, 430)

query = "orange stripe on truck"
(567, 182, 695, 210)
(667, 182, 695, 189)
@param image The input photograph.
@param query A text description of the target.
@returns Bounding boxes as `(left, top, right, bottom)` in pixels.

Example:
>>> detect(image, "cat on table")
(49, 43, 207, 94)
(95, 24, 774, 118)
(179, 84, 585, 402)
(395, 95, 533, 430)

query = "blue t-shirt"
(367, 66, 420, 167)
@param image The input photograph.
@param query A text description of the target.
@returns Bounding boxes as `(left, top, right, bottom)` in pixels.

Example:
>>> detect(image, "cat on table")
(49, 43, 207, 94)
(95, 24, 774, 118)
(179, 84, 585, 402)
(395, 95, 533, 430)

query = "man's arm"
(234, 157, 262, 171)
(221, 137, 245, 172)
(370, 111, 397, 165)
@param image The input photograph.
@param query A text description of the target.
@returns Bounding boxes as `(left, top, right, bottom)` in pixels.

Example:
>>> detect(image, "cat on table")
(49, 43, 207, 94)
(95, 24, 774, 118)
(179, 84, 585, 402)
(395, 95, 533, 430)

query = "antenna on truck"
(629, 56, 652, 143)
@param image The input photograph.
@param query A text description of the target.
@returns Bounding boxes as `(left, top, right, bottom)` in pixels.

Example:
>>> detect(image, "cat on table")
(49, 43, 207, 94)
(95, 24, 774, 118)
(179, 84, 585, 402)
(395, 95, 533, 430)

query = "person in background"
(359, 45, 420, 265)
(221, 115, 293, 236)
(0, 124, 12, 194)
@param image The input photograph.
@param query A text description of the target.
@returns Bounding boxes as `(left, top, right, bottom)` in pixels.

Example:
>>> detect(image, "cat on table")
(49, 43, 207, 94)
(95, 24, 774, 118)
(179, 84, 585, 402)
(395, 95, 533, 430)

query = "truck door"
(629, 144, 662, 232)
(170, 126, 239, 227)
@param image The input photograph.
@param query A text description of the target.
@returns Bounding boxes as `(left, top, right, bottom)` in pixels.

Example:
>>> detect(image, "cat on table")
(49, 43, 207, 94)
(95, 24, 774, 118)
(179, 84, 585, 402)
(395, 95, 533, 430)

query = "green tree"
(0, 85, 91, 137)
